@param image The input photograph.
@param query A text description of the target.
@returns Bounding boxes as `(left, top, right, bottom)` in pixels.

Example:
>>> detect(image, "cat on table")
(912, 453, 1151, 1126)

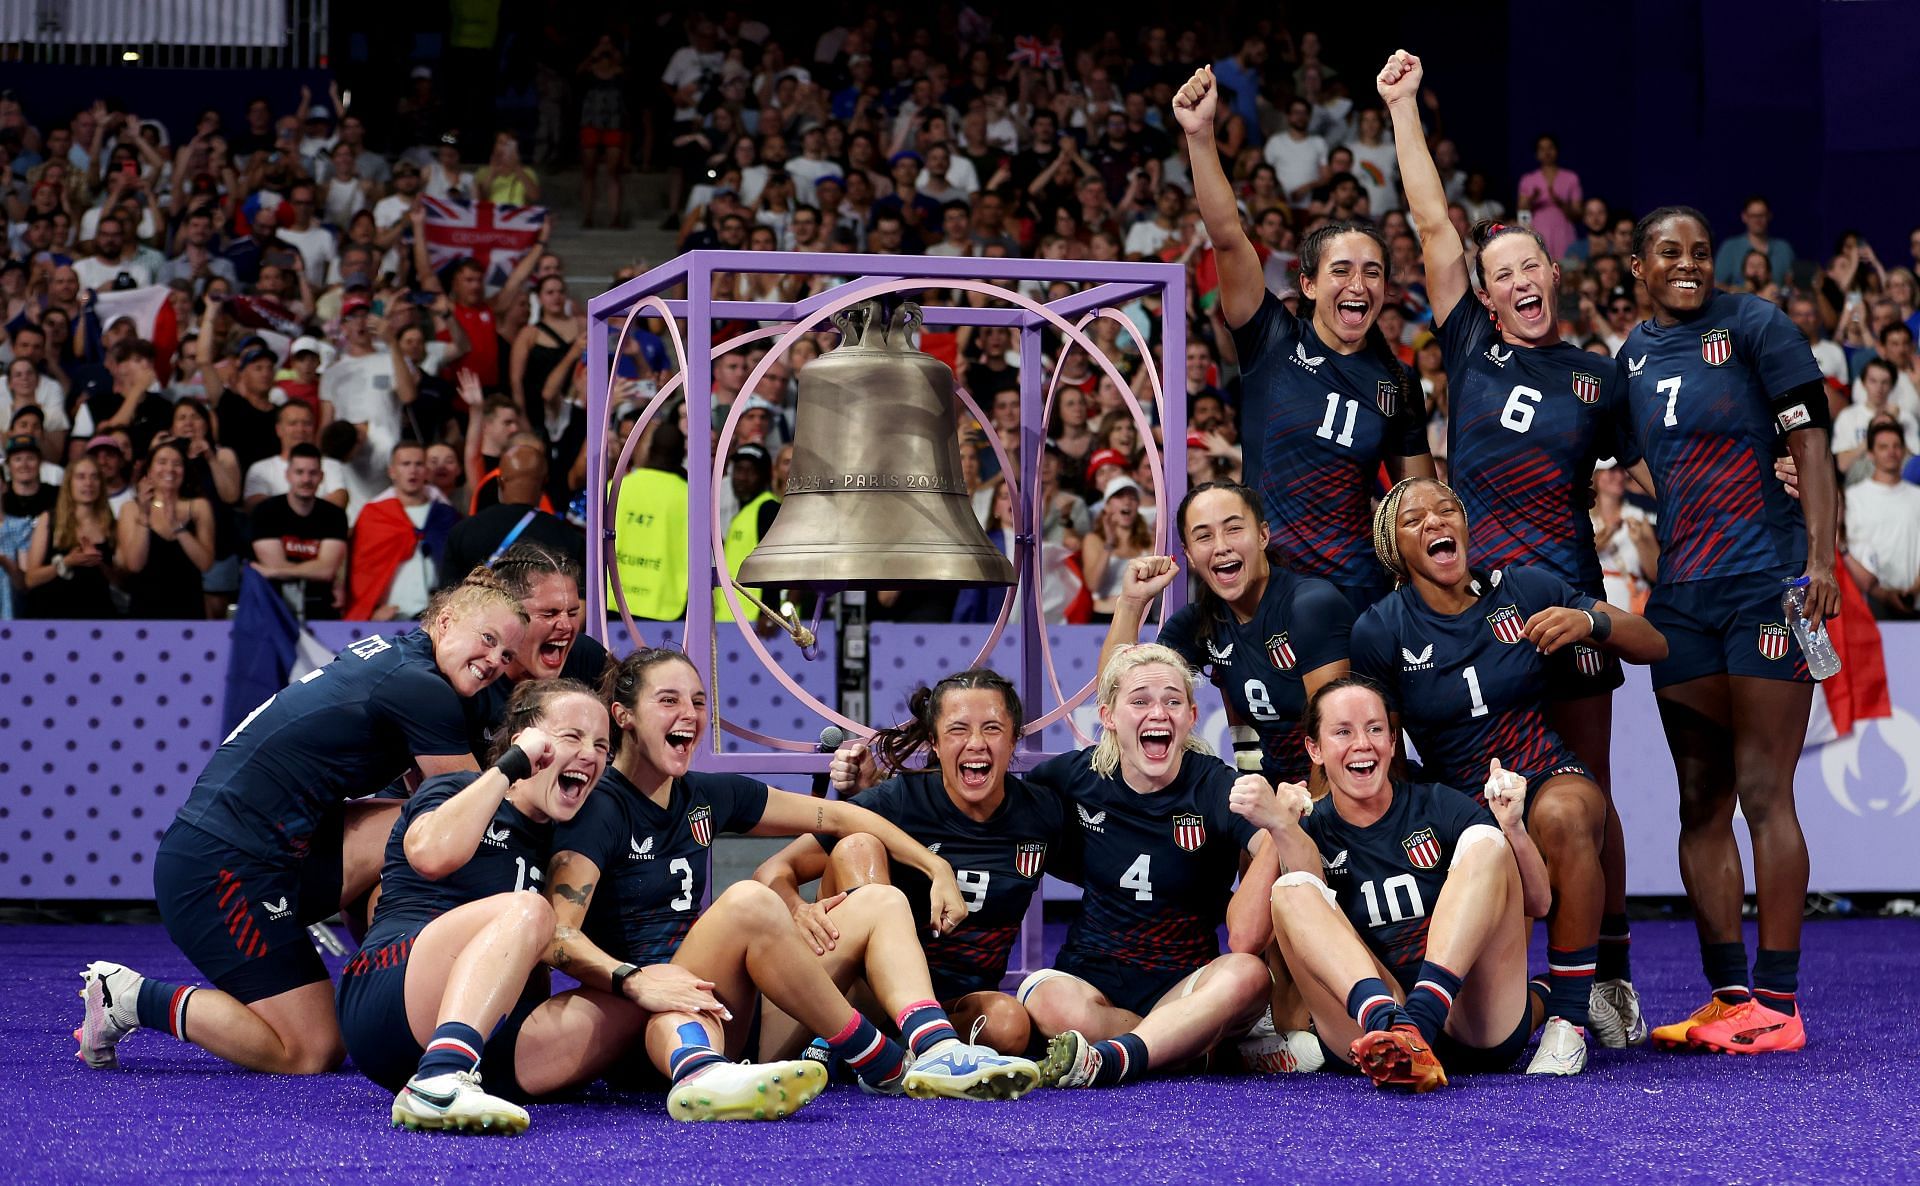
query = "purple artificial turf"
(9, 919, 1919, 1184)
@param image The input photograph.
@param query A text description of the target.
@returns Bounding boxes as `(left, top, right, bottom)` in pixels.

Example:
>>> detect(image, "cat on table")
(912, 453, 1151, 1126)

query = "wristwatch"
(610, 962, 640, 996)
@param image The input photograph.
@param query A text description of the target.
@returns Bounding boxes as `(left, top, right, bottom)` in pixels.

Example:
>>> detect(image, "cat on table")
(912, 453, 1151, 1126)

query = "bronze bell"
(737, 300, 1016, 590)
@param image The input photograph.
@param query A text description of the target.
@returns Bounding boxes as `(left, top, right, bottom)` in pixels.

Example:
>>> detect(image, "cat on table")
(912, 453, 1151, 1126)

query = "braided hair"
(870, 668, 1025, 775)
(423, 566, 528, 635)
(488, 542, 583, 598)
(1297, 220, 1413, 420)
(1370, 475, 1466, 585)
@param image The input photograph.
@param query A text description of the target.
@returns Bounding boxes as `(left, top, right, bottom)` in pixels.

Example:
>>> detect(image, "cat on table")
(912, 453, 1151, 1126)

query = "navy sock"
(1598, 912, 1633, 981)
(414, 1021, 485, 1080)
(1703, 940, 1752, 1003)
(1346, 978, 1409, 1033)
(1404, 961, 1464, 1045)
(133, 977, 195, 1040)
(1752, 949, 1800, 1017)
(1090, 1033, 1150, 1087)
(667, 1021, 728, 1084)
(894, 999, 958, 1057)
(826, 1011, 906, 1088)
(1546, 945, 1596, 1028)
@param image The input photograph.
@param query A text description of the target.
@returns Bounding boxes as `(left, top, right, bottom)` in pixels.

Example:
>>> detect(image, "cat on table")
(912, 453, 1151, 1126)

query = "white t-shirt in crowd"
(276, 223, 338, 286)
(320, 350, 401, 514)
(1347, 138, 1401, 213)
(1124, 219, 1180, 260)
(244, 454, 349, 504)
(1832, 402, 1920, 461)
(1846, 477, 1920, 592)
(1262, 132, 1328, 206)
(73, 254, 153, 291)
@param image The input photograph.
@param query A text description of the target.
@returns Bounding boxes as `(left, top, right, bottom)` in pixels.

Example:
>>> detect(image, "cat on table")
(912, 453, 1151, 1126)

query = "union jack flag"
(687, 804, 714, 847)
(1402, 827, 1442, 870)
(418, 196, 547, 292)
(1009, 35, 1063, 69)
(1173, 813, 1205, 852)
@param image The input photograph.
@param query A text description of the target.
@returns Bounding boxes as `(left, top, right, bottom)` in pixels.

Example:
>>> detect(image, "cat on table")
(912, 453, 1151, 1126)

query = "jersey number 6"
(1500, 384, 1542, 434)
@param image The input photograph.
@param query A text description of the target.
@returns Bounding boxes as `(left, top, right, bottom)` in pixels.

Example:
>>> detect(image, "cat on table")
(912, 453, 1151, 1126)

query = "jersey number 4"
(1359, 873, 1427, 927)
(1121, 854, 1154, 901)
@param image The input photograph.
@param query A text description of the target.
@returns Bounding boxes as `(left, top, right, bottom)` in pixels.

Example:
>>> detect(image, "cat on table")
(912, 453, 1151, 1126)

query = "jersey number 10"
(1359, 873, 1427, 927)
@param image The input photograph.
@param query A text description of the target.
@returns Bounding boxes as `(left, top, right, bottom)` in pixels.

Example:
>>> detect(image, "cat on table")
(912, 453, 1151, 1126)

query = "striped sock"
(1547, 944, 1597, 1028)
(667, 1021, 728, 1084)
(1598, 912, 1633, 981)
(826, 1011, 907, 1089)
(1703, 940, 1752, 1004)
(1089, 1033, 1150, 1087)
(1752, 949, 1800, 1017)
(133, 977, 195, 1040)
(894, 1000, 959, 1057)
(1346, 977, 1408, 1033)
(414, 1021, 485, 1080)
(1404, 961, 1464, 1044)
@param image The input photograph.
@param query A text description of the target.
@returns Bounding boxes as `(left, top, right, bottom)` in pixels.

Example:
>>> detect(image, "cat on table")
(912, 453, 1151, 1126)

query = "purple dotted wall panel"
(866, 624, 1114, 756)
(1, 620, 836, 899)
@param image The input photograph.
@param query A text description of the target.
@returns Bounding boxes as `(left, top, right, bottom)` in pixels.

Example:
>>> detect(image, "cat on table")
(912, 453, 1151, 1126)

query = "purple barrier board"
(0, 620, 833, 899)
(3, 618, 1914, 897)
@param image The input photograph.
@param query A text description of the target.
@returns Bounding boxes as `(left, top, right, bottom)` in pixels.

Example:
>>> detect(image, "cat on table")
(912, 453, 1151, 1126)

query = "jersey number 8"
(956, 869, 990, 911)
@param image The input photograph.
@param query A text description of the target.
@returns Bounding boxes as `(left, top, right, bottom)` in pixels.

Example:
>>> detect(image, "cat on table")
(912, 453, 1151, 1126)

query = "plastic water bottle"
(1781, 576, 1841, 680)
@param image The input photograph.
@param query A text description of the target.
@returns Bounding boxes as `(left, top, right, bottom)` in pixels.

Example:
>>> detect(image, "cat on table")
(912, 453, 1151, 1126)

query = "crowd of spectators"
(5, 12, 1920, 626)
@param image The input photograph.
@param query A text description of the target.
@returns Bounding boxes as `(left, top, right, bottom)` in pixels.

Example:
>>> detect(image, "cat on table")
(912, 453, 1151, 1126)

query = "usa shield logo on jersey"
(1571, 372, 1601, 404)
(1701, 327, 1732, 367)
(1403, 827, 1442, 870)
(1573, 644, 1604, 677)
(1266, 632, 1297, 671)
(1376, 380, 1399, 417)
(1486, 605, 1526, 644)
(1173, 813, 1206, 852)
(1015, 842, 1048, 878)
(687, 804, 714, 847)
(1757, 622, 1791, 661)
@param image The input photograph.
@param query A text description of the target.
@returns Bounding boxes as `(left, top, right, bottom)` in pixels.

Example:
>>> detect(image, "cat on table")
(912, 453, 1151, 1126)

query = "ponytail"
(870, 668, 1025, 774)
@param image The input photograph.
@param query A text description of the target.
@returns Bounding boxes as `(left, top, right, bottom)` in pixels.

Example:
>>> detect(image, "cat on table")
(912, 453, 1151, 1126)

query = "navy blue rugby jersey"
(1299, 779, 1494, 989)
(553, 766, 768, 966)
(1620, 291, 1823, 584)
(1438, 292, 1639, 596)
(1230, 290, 1429, 588)
(360, 772, 554, 949)
(175, 631, 471, 861)
(1028, 748, 1260, 973)
(1350, 566, 1590, 791)
(1158, 568, 1354, 783)
(821, 771, 1068, 996)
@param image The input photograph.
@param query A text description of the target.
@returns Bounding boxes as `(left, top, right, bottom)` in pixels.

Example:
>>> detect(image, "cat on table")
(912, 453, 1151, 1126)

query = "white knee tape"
(1015, 967, 1074, 1006)
(1451, 823, 1508, 868)
(1275, 869, 1339, 910)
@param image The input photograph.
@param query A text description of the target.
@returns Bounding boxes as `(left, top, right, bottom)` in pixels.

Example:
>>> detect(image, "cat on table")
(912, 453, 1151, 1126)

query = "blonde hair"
(1371, 476, 1467, 585)
(51, 455, 113, 553)
(424, 566, 529, 636)
(1090, 643, 1212, 777)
